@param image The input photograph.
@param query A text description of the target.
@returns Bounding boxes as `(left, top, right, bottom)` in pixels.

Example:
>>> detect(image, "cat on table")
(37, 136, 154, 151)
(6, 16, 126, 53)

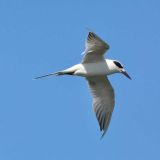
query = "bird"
(35, 32, 131, 137)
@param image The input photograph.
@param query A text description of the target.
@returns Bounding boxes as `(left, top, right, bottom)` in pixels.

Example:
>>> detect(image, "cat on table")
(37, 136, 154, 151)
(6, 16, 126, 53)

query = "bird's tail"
(34, 70, 74, 79)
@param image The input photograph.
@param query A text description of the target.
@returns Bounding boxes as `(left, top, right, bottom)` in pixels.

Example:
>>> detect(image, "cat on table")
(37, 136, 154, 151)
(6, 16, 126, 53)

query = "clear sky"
(0, 0, 160, 159)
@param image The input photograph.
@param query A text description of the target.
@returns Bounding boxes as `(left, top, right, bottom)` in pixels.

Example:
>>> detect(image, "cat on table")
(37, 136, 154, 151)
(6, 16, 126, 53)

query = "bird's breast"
(75, 62, 111, 77)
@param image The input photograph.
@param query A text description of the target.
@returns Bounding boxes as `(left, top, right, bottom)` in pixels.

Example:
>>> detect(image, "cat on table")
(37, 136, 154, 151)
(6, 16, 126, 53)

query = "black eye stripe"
(113, 61, 123, 68)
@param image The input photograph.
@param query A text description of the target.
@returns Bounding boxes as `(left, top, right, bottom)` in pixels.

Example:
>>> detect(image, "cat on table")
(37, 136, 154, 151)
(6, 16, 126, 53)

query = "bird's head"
(113, 60, 131, 80)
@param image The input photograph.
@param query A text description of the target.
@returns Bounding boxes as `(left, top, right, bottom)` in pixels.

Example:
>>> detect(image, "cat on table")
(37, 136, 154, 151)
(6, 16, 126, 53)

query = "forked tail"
(34, 71, 74, 79)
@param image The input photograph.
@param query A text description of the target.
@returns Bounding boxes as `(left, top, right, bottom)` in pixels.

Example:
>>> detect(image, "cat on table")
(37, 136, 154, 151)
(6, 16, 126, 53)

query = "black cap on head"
(113, 61, 123, 69)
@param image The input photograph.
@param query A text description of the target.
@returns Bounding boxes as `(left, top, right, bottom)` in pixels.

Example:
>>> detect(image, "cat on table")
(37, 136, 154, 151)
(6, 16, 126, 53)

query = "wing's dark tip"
(88, 32, 96, 39)
(95, 111, 112, 138)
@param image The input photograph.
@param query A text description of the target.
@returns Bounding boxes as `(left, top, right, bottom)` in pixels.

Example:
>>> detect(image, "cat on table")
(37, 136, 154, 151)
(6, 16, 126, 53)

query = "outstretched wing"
(86, 76, 115, 137)
(82, 32, 110, 64)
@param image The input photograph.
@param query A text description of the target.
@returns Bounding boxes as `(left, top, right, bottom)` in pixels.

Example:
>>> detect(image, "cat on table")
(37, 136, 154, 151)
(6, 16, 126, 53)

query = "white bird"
(35, 32, 131, 137)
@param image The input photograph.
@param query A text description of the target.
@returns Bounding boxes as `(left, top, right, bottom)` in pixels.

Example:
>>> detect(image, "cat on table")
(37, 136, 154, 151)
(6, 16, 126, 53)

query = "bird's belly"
(77, 62, 110, 77)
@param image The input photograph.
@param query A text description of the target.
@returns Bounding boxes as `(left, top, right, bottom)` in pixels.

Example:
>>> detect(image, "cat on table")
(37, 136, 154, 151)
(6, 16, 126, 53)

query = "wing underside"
(82, 32, 110, 64)
(86, 76, 115, 137)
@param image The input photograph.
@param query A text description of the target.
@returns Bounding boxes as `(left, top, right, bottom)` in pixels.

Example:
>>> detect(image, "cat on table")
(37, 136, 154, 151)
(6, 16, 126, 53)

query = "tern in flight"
(35, 32, 131, 137)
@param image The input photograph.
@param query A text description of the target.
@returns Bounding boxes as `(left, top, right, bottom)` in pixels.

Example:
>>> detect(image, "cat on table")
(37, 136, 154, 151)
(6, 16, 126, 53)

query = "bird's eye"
(113, 61, 123, 68)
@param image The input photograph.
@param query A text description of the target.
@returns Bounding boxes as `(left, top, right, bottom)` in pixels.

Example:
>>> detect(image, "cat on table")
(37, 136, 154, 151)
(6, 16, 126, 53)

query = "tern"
(35, 32, 131, 137)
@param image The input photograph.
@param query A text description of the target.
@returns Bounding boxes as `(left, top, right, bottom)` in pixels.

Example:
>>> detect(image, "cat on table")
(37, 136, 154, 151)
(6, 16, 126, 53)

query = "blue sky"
(0, 0, 160, 159)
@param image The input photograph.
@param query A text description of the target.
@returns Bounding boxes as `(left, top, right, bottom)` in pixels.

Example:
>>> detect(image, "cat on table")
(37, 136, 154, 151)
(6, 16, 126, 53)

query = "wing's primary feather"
(86, 76, 115, 137)
(82, 32, 110, 63)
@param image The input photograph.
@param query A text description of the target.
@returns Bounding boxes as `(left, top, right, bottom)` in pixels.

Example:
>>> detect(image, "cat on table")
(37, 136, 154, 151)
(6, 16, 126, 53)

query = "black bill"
(121, 70, 131, 80)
